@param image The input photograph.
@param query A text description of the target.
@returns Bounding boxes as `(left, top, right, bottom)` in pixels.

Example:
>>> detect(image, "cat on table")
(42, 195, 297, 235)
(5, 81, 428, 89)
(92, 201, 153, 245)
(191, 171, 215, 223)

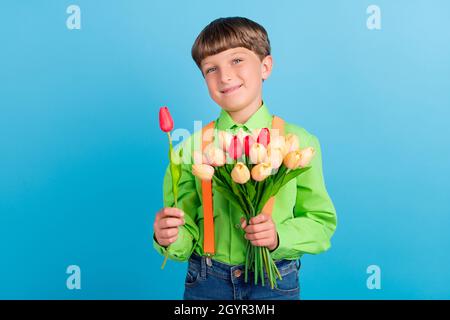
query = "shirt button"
(233, 269, 242, 278)
(235, 223, 240, 229)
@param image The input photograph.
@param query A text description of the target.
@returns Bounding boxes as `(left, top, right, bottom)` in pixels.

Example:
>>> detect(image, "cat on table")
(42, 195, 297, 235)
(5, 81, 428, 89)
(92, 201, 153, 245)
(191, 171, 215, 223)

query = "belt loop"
(201, 256, 207, 279)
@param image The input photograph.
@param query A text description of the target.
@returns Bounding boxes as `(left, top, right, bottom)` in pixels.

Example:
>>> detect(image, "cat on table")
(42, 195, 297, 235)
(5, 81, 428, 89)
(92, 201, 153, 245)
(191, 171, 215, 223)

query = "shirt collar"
(216, 101, 273, 133)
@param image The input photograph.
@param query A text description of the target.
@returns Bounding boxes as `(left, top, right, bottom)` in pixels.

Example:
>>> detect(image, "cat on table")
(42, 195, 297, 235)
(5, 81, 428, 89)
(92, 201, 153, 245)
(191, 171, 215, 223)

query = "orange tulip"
(231, 162, 251, 184)
(283, 150, 302, 169)
(192, 164, 215, 181)
(251, 163, 272, 181)
(298, 147, 315, 167)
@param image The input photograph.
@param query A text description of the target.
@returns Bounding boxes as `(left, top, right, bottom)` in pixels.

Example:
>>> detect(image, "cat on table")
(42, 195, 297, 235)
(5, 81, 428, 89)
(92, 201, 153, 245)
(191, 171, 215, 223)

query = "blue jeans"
(183, 252, 301, 300)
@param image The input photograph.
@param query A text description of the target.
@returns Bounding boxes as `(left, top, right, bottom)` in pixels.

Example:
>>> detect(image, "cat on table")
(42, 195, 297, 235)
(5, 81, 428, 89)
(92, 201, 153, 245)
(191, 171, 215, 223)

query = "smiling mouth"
(221, 84, 243, 94)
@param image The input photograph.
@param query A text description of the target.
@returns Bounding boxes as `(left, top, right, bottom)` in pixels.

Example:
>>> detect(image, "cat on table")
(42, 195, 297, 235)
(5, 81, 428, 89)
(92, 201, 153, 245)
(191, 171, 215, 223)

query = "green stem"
(237, 183, 252, 217)
(265, 248, 275, 289)
(254, 182, 262, 214)
(262, 247, 269, 287)
(245, 241, 250, 283)
(167, 131, 178, 208)
(161, 252, 169, 270)
(259, 247, 264, 287)
(161, 132, 175, 269)
(274, 259, 282, 281)
(254, 244, 258, 285)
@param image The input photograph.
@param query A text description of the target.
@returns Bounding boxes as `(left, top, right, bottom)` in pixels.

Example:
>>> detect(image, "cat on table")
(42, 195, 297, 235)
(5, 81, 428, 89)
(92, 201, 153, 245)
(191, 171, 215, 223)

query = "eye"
(233, 58, 243, 64)
(205, 67, 216, 74)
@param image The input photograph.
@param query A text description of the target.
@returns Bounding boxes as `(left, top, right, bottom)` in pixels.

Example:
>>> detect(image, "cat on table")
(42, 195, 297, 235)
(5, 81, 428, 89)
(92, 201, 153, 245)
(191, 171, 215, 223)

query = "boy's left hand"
(240, 214, 279, 251)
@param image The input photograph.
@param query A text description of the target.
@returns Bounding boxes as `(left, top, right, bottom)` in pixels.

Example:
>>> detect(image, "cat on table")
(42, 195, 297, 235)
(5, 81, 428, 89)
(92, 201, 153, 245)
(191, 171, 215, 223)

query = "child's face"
(200, 47, 272, 114)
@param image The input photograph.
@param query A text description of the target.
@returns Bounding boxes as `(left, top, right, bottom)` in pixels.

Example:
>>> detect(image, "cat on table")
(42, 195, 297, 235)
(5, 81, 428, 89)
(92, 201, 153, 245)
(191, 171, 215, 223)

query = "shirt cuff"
(152, 227, 195, 262)
(269, 222, 296, 260)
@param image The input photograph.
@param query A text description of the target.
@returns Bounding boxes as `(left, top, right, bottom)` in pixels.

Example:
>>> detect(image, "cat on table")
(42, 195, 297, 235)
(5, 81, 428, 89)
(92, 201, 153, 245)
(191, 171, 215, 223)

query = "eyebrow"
(201, 51, 249, 68)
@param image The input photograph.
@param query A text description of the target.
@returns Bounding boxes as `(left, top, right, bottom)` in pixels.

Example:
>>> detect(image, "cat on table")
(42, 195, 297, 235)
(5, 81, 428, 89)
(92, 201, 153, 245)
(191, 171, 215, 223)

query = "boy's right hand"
(153, 207, 185, 247)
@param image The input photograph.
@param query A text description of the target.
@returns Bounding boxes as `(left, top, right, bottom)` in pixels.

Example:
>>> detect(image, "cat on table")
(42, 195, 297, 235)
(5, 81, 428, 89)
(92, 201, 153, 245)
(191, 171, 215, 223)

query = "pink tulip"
(243, 135, 255, 157)
(159, 106, 174, 132)
(257, 128, 270, 147)
(228, 135, 243, 160)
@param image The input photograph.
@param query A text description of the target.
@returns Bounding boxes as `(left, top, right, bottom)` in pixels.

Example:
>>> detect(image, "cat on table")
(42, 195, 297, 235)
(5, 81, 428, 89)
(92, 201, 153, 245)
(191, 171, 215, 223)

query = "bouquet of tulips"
(191, 127, 315, 289)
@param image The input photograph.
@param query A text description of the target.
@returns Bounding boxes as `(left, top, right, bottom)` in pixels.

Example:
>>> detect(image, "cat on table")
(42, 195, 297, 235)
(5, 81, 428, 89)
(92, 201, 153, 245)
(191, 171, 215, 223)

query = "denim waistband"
(188, 252, 300, 281)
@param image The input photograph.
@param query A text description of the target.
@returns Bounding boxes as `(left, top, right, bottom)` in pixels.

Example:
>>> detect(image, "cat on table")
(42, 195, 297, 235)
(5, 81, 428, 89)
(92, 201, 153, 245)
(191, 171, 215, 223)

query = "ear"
(261, 55, 273, 80)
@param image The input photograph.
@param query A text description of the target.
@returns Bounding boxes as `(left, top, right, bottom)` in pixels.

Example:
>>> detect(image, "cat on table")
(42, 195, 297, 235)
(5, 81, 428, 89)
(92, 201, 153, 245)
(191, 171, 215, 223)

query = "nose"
(219, 66, 233, 83)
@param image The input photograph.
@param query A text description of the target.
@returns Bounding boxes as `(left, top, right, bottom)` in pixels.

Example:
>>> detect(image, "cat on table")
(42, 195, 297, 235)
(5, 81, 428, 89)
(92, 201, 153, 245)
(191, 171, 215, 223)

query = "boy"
(153, 17, 337, 300)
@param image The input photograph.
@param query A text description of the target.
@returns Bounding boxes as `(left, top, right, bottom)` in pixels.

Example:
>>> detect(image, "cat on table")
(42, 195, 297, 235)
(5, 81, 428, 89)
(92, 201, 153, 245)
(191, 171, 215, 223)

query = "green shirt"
(153, 102, 337, 265)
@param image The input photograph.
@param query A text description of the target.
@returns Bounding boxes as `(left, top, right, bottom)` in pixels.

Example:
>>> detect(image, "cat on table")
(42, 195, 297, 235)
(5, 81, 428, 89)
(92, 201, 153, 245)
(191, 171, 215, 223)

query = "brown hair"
(191, 17, 271, 71)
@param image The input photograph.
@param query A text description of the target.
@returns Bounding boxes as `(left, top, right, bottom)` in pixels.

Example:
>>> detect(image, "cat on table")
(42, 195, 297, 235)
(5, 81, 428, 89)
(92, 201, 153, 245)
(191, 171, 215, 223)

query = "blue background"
(1, 0, 449, 299)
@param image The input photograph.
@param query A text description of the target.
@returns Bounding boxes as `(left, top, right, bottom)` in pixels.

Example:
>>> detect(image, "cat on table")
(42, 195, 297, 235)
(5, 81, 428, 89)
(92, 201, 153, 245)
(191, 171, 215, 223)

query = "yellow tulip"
(251, 163, 272, 181)
(249, 143, 267, 164)
(284, 133, 300, 155)
(267, 135, 285, 152)
(298, 147, 315, 167)
(203, 143, 226, 167)
(283, 150, 302, 169)
(231, 162, 250, 184)
(192, 164, 215, 180)
(267, 147, 284, 169)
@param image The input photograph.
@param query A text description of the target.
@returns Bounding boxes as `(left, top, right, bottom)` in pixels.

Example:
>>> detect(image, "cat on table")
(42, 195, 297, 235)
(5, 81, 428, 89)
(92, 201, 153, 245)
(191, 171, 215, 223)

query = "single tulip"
(228, 135, 243, 160)
(267, 135, 285, 152)
(249, 143, 267, 164)
(283, 150, 302, 169)
(267, 147, 284, 169)
(203, 143, 226, 167)
(159, 106, 174, 132)
(158, 105, 176, 270)
(192, 164, 215, 180)
(284, 133, 300, 155)
(231, 162, 251, 184)
(251, 163, 272, 182)
(218, 130, 233, 152)
(257, 128, 270, 147)
(243, 135, 256, 157)
(298, 147, 315, 167)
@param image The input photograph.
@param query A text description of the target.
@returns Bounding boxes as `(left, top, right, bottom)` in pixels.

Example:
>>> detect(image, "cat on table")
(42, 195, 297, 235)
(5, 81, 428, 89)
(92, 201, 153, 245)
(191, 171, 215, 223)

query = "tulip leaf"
(273, 166, 287, 185)
(212, 179, 242, 210)
(214, 169, 252, 216)
(275, 166, 312, 195)
(212, 174, 228, 190)
(254, 181, 265, 209)
(257, 180, 274, 214)
(230, 180, 251, 216)
(237, 183, 253, 217)
(219, 166, 233, 187)
(245, 182, 256, 201)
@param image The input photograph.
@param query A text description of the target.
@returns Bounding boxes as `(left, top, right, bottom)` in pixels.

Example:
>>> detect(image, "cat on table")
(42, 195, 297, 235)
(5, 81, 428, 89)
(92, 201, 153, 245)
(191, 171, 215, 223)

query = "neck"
(227, 97, 263, 125)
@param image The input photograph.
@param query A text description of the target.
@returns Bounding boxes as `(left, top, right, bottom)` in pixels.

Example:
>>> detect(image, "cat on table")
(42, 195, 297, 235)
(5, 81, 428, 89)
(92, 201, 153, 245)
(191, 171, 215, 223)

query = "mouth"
(221, 84, 243, 95)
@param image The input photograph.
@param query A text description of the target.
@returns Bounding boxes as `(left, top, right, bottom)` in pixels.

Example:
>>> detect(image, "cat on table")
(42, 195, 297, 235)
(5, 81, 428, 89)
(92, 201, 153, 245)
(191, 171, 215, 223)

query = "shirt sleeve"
(153, 142, 201, 262)
(270, 134, 337, 260)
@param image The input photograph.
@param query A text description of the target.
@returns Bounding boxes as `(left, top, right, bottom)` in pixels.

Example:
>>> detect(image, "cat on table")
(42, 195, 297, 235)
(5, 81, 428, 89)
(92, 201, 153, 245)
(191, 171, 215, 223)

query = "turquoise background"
(1, 1, 449, 299)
